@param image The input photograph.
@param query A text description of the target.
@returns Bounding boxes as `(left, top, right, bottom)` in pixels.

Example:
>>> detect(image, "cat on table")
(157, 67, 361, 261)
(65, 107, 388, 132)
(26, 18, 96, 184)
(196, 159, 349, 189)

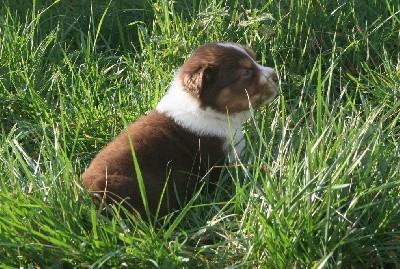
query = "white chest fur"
(156, 77, 249, 160)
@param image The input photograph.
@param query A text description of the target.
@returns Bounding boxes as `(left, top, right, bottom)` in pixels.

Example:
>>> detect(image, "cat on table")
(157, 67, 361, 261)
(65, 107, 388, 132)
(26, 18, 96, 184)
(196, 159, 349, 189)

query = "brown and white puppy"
(82, 42, 279, 219)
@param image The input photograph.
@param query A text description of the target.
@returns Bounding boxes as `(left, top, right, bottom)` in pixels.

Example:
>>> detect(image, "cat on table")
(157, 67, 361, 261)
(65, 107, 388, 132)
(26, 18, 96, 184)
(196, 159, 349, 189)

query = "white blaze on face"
(258, 66, 276, 85)
(217, 42, 276, 86)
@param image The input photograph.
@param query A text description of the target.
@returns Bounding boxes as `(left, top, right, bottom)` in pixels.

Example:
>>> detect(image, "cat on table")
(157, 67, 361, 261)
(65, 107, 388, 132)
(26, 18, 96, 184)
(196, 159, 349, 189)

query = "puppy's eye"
(242, 68, 253, 77)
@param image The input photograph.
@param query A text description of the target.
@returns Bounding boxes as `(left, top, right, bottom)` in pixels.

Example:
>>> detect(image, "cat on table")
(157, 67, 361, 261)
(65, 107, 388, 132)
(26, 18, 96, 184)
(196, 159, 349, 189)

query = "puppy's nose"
(270, 72, 279, 84)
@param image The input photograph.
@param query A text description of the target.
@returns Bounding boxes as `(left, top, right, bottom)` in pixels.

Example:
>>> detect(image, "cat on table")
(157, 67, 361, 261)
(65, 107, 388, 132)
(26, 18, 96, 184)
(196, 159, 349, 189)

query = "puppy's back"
(82, 110, 225, 218)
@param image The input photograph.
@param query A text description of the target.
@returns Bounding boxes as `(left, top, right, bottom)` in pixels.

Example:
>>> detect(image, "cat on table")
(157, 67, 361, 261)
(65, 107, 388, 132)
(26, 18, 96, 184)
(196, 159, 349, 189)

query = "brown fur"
(82, 42, 278, 220)
(82, 110, 225, 218)
(179, 43, 277, 113)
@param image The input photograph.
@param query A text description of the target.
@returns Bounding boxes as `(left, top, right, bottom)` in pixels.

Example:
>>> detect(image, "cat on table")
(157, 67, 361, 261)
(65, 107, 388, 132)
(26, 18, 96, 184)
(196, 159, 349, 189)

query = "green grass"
(0, 0, 399, 268)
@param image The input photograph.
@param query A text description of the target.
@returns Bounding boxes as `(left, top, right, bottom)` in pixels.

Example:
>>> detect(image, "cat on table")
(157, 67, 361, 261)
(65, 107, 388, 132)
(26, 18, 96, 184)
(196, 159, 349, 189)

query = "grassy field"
(0, 0, 399, 268)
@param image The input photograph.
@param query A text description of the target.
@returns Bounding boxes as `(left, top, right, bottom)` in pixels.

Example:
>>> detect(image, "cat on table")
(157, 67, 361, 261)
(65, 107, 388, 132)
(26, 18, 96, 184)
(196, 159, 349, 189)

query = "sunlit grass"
(0, 0, 399, 268)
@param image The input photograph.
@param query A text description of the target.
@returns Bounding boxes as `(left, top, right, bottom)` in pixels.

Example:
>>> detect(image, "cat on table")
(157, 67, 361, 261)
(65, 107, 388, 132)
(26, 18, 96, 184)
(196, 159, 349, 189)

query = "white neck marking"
(156, 76, 249, 153)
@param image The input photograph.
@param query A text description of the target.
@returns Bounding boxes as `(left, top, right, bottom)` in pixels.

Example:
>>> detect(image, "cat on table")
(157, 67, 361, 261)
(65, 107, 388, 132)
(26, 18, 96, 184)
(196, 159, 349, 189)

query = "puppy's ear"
(182, 65, 216, 97)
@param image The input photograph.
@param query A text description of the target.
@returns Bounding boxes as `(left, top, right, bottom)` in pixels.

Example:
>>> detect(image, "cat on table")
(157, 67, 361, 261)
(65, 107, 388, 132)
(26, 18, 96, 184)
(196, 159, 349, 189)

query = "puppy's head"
(179, 42, 279, 113)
